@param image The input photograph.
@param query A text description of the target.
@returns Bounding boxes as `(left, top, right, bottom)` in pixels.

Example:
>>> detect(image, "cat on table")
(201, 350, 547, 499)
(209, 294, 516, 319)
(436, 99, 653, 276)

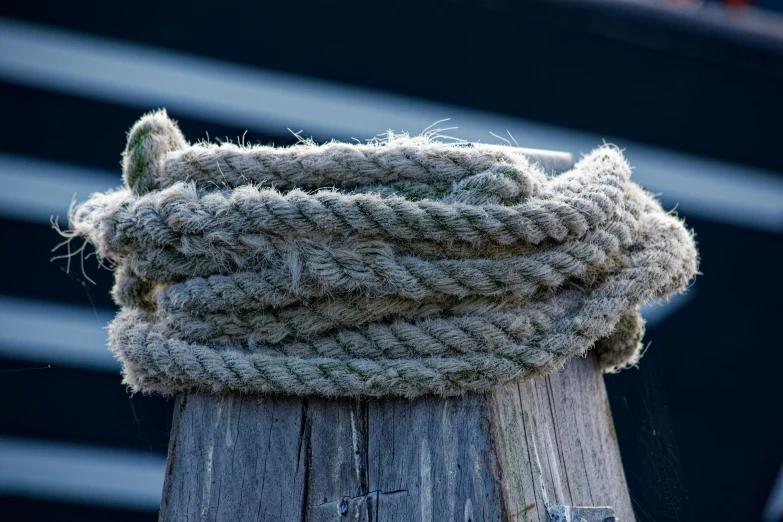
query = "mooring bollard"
(66, 110, 697, 521)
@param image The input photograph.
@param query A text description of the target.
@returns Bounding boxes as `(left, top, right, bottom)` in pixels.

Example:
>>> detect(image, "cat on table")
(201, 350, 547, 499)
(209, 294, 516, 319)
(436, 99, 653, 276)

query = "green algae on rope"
(122, 109, 187, 195)
(66, 109, 699, 397)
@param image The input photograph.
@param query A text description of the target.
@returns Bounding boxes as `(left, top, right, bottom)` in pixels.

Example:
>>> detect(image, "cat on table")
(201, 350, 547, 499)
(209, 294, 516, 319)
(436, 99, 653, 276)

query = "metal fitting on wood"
(549, 505, 618, 522)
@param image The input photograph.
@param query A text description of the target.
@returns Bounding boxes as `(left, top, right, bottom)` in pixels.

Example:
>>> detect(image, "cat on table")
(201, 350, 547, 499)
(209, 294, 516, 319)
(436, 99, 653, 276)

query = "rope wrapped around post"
(66, 109, 698, 398)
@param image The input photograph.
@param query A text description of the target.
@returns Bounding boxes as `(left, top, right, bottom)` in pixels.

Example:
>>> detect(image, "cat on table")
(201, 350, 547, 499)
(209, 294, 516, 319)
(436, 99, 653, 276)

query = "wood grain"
(159, 353, 633, 521)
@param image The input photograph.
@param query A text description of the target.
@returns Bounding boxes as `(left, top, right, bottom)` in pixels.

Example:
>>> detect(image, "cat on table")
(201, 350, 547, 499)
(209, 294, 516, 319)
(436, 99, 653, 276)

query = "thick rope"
(67, 109, 698, 397)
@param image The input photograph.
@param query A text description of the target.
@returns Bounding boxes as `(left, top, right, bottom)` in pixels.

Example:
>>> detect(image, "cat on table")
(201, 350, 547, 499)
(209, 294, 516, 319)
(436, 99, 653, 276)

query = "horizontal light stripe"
(763, 462, 783, 522)
(575, 0, 783, 49)
(0, 17, 781, 231)
(0, 153, 119, 223)
(628, 147, 783, 234)
(0, 436, 164, 512)
(0, 292, 686, 374)
(639, 288, 696, 329)
(3, 145, 783, 237)
(0, 295, 118, 372)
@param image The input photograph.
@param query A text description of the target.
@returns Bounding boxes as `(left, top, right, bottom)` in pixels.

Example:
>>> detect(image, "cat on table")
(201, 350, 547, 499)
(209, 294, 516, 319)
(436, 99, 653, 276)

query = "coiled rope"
(66, 109, 698, 397)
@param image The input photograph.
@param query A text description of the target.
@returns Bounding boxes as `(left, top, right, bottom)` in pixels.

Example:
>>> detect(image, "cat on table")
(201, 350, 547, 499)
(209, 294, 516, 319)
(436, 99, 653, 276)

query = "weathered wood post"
(157, 150, 636, 522)
(160, 353, 633, 521)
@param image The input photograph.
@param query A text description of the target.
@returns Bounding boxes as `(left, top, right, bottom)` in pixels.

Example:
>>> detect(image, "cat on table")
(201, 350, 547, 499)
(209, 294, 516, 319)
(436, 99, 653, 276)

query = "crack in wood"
(311, 489, 408, 508)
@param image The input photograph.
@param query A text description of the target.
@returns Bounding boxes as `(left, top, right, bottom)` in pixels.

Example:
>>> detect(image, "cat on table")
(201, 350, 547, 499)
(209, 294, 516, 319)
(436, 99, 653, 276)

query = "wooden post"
(159, 353, 633, 521)
(157, 149, 635, 521)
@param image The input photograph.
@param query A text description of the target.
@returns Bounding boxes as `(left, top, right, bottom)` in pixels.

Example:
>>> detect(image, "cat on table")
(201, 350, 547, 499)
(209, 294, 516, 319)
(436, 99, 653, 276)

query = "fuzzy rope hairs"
(67, 109, 698, 397)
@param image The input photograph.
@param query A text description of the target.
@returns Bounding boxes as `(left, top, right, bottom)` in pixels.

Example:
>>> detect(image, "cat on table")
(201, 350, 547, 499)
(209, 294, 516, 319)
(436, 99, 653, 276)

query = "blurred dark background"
(0, 0, 782, 520)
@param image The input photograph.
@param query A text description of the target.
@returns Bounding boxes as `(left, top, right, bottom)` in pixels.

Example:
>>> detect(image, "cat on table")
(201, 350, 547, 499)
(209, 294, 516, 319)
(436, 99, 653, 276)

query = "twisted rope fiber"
(67, 109, 698, 397)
